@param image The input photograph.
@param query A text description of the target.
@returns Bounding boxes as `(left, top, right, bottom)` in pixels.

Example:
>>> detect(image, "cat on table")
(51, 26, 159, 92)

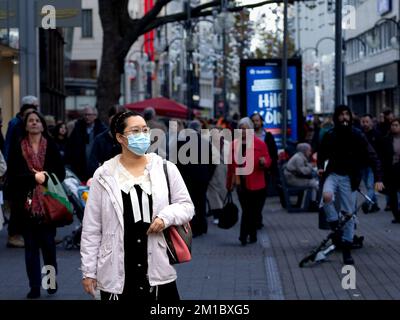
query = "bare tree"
(97, 0, 291, 121)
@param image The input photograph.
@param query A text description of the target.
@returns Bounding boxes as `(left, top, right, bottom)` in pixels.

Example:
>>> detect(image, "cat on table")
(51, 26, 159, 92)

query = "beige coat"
(284, 152, 318, 189)
(80, 153, 194, 294)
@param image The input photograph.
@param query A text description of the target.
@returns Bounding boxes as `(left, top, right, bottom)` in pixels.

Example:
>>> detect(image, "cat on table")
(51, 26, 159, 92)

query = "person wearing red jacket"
(227, 117, 272, 246)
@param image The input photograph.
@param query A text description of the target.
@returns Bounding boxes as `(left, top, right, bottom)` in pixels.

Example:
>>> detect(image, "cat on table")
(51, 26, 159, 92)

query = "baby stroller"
(61, 169, 89, 250)
(299, 189, 375, 268)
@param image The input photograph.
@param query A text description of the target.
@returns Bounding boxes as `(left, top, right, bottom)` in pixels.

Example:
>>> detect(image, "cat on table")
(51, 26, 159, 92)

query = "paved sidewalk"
(0, 191, 269, 300)
(264, 193, 400, 300)
(0, 192, 399, 300)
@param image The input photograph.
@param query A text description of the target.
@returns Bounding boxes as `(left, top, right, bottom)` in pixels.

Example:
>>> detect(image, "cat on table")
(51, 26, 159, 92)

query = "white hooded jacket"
(80, 153, 194, 294)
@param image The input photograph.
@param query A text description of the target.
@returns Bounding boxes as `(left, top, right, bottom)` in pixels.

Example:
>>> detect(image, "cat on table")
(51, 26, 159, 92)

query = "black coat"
(317, 127, 383, 191)
(88, 130, 121, 177)
(65, 119, 107, 181)
(175, 133, 216, 188)
(380, 135, 400, 188)
(7, 136, 65, 209)
(363, 128, 384, 160)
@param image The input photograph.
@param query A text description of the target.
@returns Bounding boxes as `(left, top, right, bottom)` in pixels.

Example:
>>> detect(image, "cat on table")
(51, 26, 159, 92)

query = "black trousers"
(187, 182, 208, 236)
(100, 281, 180, 301)
(7, 201, 24, 236)
(23, 224, 57, 289)
(386, 164, 400, 220)
(238, 188, 266, 242)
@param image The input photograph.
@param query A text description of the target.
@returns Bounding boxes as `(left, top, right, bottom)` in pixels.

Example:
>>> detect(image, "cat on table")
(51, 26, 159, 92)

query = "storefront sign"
(0, 0, 81, 28)
(0, 0, 18, 28)
(36, 0, 81, 27)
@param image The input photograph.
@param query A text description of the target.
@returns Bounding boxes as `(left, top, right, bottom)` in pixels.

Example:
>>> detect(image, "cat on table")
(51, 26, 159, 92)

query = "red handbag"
(163, 223, 192, 264)
(162, 160, 192, 265)
(42, 173, 73, 227)
(42, 193, 73, 227)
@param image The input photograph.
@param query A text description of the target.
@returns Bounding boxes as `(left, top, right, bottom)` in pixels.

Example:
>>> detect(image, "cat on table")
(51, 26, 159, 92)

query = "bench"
(277, 163, 314, 213)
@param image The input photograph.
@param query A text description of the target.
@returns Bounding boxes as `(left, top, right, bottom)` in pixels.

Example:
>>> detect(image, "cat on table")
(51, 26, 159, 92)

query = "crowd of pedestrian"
(1, 96, 399, 299)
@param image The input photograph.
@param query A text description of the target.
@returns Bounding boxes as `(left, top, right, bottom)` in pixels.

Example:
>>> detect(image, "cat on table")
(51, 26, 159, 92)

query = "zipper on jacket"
(156, 285, 159, 300)
(149, 285, 159, 300)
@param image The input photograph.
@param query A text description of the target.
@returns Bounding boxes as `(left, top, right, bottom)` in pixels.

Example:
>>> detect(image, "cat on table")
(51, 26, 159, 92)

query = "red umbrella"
(125, 97, 188, 119)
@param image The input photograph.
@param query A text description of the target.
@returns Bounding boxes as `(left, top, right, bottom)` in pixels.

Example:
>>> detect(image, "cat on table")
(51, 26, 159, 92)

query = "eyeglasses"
(123, 126, 151, 136)
(84, 113, 97, 117)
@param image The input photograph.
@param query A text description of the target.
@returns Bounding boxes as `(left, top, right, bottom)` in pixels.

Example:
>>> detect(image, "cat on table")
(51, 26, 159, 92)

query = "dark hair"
(53, 122, 67, 137)
(391, 118, 400, 126)
(361, 114, 373, 119)
(383, 108, 393, 116)
(108, 105, 126, 119)
(110, 110, 143, 143)
(250, 112, 263, 123)
(19, 104, 38, 117)
(23, 110, 49, 138)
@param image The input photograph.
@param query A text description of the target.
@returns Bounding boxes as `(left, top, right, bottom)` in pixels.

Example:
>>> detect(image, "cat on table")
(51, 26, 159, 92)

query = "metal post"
(222, 0, 228, 118)
(146, 57, 152, 99)
(334, 0, 343, 107)
(185, 0, 192, 120)
(281, 0, 288, 149)
(19, 0, 39, 99)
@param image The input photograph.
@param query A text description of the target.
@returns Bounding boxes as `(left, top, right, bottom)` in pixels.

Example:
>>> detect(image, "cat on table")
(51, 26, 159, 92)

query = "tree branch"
(139, 0, 306, 36)
(138, 0, 174, 29)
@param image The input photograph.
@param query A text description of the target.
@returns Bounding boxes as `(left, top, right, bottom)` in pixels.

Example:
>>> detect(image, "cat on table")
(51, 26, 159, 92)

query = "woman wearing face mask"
(80, 111, 194, 301)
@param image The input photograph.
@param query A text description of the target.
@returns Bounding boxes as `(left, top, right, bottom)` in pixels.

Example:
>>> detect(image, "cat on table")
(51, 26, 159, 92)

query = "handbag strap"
(162, 159, 171, 205)
(224, 191, 233, 205)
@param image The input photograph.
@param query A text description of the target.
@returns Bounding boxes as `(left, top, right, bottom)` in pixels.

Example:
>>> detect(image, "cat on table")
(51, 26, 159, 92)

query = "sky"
(237, 0, 282, 51)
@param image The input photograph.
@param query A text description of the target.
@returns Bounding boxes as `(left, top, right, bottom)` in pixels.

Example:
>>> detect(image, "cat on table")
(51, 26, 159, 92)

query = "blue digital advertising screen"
(240, 59, 303, 149)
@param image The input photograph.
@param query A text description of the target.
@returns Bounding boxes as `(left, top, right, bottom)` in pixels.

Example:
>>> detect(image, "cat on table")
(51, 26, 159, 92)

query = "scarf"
(21, 136, 47, 218)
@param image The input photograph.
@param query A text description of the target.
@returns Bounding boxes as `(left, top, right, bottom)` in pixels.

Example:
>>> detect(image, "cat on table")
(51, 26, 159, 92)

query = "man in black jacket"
(318, 105, 384, 265)
(65, 106, 107, 182)
(88, 106, 124, 177)
(360, 114, 384, 213)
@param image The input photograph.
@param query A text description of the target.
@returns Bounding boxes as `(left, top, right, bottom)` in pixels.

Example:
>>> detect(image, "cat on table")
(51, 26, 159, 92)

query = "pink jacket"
(227, 136, 271, 191)
(80, 154, 194, 294)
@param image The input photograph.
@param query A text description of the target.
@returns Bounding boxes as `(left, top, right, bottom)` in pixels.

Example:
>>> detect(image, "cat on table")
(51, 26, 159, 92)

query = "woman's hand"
(33, 169, 46, 184)
(82, 278, 97, 297)
(147, 217, 165, 234)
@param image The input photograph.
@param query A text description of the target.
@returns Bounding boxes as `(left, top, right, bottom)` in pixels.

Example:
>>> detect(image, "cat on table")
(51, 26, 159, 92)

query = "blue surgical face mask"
(125, 133, 150, 156)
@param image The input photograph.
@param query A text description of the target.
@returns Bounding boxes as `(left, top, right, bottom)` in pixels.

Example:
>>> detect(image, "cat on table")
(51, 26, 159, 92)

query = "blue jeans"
(361, 167, 377, 204)
(321, 173, 356, 243)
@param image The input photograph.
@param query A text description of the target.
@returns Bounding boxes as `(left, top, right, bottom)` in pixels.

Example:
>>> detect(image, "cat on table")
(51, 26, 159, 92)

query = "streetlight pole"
(221, 0, 228, 118)
(140, 38, 155, 99)
(334, 0, 343, 108)
(185, 0, 193, 120)
(281, 0, 289, 149)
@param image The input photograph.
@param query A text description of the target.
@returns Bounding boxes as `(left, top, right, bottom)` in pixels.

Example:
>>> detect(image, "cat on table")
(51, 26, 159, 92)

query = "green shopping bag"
(42, 173, 73, 227)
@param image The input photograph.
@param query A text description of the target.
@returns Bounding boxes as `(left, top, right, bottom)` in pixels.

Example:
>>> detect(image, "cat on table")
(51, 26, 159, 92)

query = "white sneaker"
(213, 219, 219, 225)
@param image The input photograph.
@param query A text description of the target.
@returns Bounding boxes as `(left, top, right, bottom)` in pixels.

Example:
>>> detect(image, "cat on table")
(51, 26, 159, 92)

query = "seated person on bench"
(283, 143, 319, 210)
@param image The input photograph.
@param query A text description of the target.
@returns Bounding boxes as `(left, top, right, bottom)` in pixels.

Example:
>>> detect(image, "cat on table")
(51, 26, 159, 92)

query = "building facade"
(66, 0, 102, 117)
(344, 0, 400, 116)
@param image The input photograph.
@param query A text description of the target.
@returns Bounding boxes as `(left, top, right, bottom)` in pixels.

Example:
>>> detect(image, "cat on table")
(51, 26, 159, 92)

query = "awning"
(125, 97, 188, 119)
